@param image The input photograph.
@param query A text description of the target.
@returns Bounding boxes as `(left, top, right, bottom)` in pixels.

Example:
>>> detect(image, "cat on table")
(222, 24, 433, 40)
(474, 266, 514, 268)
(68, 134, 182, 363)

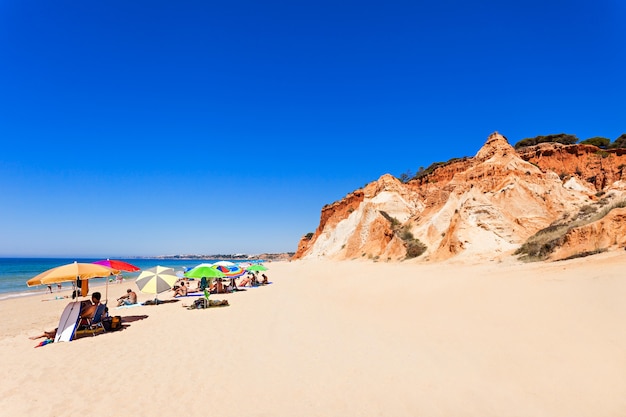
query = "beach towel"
(244, 282, 273, 288)
(34, 339, 53, 348)
(142, 299, 179, 306)
(115, 303, 142, 310)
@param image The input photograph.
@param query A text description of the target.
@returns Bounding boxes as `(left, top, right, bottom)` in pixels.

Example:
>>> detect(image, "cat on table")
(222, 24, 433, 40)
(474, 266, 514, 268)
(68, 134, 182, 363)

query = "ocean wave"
(0, 290, 44, 301)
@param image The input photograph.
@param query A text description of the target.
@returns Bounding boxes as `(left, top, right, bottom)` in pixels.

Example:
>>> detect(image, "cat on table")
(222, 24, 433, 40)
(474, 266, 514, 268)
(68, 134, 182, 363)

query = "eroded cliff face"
(517, 143, 626, 190)
(294, 133, 626, 262)
(296, 175, 416, 260)
(547, 208, 626, 261)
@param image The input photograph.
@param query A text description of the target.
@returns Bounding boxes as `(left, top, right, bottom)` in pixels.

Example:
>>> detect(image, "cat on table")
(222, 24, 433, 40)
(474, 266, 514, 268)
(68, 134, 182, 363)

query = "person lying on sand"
(41, 295, 69, 301)
(238, 274, 252, 287)
(185, 299, 229, 309)
(29, 328, 57, 340)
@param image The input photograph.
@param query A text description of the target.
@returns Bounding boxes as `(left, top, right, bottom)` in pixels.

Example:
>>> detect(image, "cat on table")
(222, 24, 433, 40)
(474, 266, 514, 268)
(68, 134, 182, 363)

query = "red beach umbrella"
(93, 259, 140, 302)
(93, 259, 140, 272)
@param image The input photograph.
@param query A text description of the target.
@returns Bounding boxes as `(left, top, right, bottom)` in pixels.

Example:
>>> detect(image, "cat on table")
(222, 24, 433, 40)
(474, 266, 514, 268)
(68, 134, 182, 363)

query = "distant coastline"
(132, 253, 294, 261)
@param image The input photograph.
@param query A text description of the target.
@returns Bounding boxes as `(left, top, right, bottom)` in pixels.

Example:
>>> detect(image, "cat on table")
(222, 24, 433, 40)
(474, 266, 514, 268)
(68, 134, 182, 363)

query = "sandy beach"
(1, 254, 626, 417)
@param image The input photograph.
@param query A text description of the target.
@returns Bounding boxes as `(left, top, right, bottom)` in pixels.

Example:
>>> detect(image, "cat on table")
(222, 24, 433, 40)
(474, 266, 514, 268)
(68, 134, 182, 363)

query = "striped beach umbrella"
(136, 266, 178, 300)
(212, 261, 236, 267)
(213, 264, 245, 278)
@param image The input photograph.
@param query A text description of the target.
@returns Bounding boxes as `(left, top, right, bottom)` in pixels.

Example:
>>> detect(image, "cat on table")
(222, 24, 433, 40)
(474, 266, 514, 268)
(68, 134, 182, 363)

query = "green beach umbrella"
(246, 264, 268, 272)
(184, 265, 226, 279)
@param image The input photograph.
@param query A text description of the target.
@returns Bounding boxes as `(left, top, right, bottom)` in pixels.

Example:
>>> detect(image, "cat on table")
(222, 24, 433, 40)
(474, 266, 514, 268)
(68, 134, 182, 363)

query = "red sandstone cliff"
(294, 133, 626, 262)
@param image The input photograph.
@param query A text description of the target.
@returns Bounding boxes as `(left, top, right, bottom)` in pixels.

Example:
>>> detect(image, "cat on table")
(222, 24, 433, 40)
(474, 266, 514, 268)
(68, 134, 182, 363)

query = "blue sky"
(0, 0, 624, 257)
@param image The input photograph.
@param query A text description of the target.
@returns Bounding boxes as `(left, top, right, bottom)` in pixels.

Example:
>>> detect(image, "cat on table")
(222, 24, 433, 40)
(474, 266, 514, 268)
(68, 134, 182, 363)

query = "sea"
(0, 258, 246, 301)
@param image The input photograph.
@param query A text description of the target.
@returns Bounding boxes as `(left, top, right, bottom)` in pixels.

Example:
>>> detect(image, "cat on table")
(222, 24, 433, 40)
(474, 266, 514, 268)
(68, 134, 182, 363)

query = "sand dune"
(1, 254, 626, 417)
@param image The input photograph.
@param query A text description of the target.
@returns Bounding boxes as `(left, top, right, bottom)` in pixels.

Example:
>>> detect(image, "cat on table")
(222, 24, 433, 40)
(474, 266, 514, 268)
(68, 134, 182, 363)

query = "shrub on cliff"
(413, 162, 445, 180)
(608, 133, 626, 149)
(514, 133, 579, 149)
(405, 239, 427, 259)
(399, 226, 427, 259)
(516, 198, 626, 261)
(580, 137, 610, 148)
(380, 212, 428, 259)
(413, 157, 467, 181)
(398, 170, 414, 183)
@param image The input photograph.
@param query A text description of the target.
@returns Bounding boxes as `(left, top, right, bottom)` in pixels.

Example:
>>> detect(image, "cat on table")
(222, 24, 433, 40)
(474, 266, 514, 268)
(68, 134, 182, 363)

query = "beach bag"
(110, 316, 122, 330)
(102, 317, 113, 331)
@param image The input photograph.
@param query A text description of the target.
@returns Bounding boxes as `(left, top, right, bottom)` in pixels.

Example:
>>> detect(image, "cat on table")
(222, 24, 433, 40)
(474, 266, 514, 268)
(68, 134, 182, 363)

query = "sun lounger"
(75, 303, 107, 337)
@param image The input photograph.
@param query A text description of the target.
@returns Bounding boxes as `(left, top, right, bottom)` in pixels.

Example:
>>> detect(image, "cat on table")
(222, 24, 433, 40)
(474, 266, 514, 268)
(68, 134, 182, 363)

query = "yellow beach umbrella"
(27, 261, 118, 287)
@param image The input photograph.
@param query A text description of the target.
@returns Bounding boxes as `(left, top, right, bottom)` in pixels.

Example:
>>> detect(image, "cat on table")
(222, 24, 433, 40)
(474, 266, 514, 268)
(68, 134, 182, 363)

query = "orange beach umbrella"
(27, 261, 119, 287)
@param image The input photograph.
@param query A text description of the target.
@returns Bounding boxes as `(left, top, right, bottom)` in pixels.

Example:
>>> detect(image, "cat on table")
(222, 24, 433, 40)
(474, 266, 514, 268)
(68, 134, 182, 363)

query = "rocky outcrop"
(518, 143, 626, 190)
(297, 175, 415, 260)
(293, 132, 626, 262)
(547, 207, 626, 260)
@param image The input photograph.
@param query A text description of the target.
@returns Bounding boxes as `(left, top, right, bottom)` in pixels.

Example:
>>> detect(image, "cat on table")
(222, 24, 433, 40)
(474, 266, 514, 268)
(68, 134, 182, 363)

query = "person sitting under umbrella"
(214, 278, 228, 294)
(172, 281, 188, 297)
(80, 292, 103, 323)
